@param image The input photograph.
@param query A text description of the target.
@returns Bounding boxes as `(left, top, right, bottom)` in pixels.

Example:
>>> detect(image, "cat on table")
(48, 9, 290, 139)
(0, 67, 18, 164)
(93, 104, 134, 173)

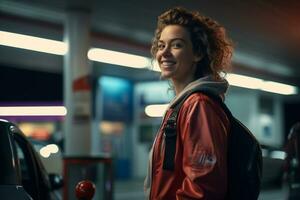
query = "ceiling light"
(226, 73, 297, 95)
(226, 73, 264, 89)
(88, 48, 151, 68)
(0, 106, 67, 116)
(152, 60, 160, 72)
(0, 31, 67, 55)
(260, 81, 297, 95)
(145, 104, 169, 117)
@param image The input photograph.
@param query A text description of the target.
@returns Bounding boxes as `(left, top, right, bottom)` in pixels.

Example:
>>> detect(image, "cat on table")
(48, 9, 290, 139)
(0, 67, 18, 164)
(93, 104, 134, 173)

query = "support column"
(63, 7, 92, 156)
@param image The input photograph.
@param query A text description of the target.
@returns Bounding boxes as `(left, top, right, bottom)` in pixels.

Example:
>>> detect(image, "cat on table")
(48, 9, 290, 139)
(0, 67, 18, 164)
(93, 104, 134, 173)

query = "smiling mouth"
(161, 61, 176, 68)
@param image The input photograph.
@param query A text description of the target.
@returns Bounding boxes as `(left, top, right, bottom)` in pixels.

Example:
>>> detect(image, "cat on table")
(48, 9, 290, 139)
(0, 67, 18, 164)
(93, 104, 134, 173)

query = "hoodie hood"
(169, 75, 229, 109)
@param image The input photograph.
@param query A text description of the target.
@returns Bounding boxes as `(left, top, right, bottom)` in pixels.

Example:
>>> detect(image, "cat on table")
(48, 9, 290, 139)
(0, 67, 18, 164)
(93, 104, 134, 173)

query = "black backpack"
(162, 90, 263, 200)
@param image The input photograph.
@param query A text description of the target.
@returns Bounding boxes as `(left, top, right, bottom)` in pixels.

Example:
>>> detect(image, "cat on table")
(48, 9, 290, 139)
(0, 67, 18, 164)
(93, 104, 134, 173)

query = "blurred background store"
(1, 0, 300, 199)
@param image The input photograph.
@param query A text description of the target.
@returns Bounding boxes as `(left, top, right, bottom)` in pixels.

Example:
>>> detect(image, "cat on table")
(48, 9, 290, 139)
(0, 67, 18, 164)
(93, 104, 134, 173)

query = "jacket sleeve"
(176, 95, 229, 200)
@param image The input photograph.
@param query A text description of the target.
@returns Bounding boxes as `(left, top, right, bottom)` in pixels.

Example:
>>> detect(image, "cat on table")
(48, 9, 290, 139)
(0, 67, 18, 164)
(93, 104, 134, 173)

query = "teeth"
(162, 61, 175, 66)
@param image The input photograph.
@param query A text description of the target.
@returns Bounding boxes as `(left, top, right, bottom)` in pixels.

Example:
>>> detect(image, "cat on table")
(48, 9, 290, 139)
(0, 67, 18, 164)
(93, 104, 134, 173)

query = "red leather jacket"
(146, 93, 230, 200)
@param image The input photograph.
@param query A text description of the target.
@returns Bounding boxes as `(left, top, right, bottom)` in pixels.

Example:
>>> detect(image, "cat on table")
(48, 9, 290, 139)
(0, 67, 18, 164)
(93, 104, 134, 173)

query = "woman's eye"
(172, 43, 183, 48)
(158, 44, 165, 50)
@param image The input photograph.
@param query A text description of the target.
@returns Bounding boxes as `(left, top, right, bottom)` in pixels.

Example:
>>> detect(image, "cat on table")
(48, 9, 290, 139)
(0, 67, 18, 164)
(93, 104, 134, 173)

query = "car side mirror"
(49, 173, 63, 190)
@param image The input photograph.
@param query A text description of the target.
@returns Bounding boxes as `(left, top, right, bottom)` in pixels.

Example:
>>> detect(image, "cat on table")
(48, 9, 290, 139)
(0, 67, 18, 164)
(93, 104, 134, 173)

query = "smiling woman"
(151, 7, 233, 85)
(156, 25, 199, 92)
(145, 7, 235, 200)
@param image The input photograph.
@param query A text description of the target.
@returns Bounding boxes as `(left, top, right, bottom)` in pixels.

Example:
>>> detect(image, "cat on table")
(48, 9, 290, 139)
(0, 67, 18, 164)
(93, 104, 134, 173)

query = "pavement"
(114, 178, 289, 200)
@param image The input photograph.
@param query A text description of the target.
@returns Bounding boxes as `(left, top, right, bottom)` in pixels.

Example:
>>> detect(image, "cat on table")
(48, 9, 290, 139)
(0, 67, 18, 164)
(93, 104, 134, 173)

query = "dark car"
(261, 144, 286, 187)
(0, 119, 63, 200)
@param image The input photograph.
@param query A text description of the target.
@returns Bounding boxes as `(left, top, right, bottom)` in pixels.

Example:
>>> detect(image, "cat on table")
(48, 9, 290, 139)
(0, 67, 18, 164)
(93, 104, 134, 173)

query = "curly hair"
(151, 7, 234, 80)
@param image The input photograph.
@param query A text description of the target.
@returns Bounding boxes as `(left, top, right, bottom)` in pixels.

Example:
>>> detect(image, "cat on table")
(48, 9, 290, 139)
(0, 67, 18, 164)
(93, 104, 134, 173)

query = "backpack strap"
(163, 97, 185, 170)
(162, 89, 229, 171)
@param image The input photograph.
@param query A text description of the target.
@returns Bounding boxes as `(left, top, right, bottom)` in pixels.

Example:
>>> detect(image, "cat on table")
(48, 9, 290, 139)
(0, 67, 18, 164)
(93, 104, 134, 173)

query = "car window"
(14, 142, 30, 181)
(12, 138, 38, 199)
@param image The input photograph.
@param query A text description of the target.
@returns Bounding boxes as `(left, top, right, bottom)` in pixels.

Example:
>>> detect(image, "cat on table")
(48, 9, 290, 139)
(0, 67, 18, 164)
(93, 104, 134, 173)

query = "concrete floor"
(114, 179, 289, 200)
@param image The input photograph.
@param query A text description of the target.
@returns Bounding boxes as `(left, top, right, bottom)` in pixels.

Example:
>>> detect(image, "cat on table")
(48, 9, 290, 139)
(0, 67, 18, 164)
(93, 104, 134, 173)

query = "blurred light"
(99, 76, 130, 93)
(0, 106, 67, 116)
(88, 48, 151, 68)
(39, 144, 59, 158)
(226, 74, 264, 89)
(40, 147, 50, 158)
(270, 150, 286, 160)
(145, 104, 169, 117)
(259, 114, 272, 125)
(47, 144, 59, 153)
(152, 60, 160, 72)
(100, 121, 124, 135)
(0, 31, 67, 55)
(226, 73, 297, 95)
(261, 81, 297, 95)
(18, 123, 53, 140)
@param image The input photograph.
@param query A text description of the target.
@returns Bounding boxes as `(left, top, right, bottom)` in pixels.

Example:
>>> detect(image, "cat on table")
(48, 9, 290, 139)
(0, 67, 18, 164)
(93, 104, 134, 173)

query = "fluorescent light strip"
(88, 48, 151, 69)
(0, 106, 67, 116)
(261, 81, 297, 95)
(226, 74, 263, 89)
(152, 60, 160, 72)
(145, 104, 169, 117)
(0, 31, 67, 55)
(226, 73, 297, 95)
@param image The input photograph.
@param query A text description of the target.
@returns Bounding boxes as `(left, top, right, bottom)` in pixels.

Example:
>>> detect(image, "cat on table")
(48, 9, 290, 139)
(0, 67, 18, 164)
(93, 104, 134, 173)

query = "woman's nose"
(161, 46, 172, 57)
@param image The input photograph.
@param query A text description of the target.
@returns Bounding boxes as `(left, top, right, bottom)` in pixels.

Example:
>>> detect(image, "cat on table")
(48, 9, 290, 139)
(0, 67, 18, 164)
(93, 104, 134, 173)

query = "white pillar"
(64, 8, 92, 156)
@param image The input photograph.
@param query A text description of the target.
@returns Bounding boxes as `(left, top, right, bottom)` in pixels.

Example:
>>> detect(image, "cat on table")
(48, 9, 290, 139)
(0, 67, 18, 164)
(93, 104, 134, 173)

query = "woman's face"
(156, 25, 200, 82)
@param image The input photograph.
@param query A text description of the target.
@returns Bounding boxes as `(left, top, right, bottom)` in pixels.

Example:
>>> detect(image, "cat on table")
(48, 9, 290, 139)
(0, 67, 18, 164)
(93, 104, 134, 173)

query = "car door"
(10, 125, 52, 200)
(0, 120, 32, 200)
